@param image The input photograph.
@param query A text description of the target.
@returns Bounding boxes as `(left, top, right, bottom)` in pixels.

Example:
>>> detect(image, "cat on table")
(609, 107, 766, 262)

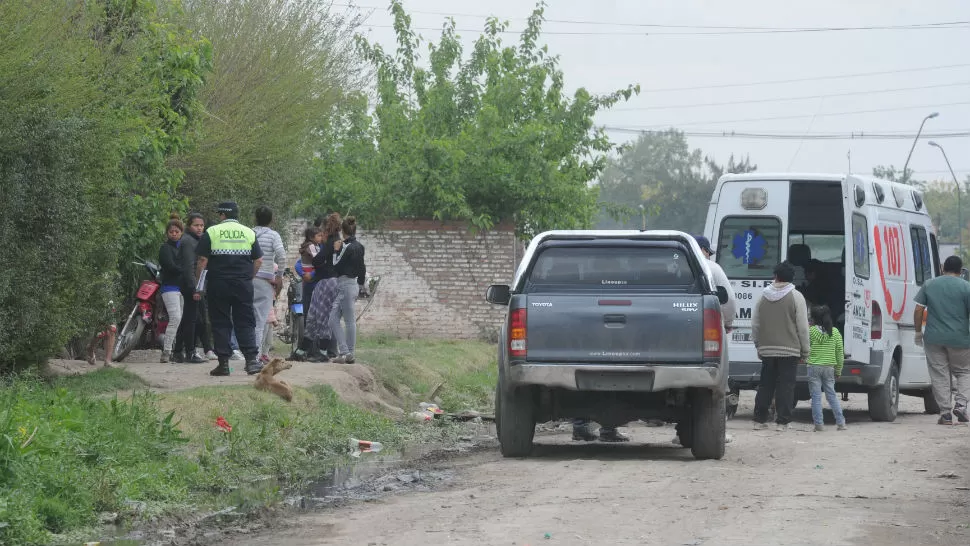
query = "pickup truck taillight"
(509, 308, 527, 358)
(703, 309, 722, 358)
(871, 301, 882, 340)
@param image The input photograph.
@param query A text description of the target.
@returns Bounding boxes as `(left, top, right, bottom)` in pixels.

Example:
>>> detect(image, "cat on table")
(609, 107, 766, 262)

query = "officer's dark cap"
(216, 201, 239, 218)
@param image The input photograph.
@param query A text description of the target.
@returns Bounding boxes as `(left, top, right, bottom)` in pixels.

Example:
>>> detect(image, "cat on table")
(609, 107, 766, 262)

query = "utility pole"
(929, 141, 962, 255)
(902, 112, 939, 181)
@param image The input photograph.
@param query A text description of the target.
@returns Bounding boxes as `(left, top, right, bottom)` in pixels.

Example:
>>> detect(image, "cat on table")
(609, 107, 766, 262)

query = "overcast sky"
(347, 0, 969, 181)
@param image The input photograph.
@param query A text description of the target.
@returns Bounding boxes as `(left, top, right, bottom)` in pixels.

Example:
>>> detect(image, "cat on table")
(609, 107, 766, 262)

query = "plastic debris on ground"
(349, 438, 383, 457)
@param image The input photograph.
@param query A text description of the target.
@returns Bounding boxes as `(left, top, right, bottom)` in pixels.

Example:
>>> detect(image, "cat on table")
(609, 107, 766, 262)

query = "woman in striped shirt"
(807, 305, 847, 432)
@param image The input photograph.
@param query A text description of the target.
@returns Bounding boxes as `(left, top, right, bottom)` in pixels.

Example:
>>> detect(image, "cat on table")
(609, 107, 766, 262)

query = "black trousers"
(196, 296, 213, 353)
(173, 287, 198, 356)
(754, 356, 799, 425)
(208, 277, 258, 360)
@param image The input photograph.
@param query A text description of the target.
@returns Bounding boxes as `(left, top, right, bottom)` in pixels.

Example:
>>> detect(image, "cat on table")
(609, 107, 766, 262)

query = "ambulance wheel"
(868, 360, 899, 422)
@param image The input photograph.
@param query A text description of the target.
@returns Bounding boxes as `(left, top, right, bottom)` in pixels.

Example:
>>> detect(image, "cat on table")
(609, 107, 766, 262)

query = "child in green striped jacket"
(808, 305, 847, 431)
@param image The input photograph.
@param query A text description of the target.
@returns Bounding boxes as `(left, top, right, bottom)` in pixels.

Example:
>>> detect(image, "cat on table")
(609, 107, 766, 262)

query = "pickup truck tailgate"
(526, 294, 705, 364)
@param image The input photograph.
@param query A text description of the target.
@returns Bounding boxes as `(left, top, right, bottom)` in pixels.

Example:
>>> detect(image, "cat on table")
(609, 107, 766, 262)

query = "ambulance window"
(716, 216, 783, 279)
(930, 233, 941, 277)
(851, 214, 870, 279)
(910, 226, 932, 285)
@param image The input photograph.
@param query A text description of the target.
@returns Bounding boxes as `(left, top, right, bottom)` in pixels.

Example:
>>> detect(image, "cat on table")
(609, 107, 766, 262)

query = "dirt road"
(217, 392, 970, 546)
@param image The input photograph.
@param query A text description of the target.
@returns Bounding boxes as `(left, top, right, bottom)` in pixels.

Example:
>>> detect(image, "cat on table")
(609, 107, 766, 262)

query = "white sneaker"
(205, 350, 217, 361)
(776, 423, 792, 432)
(194, 349, 206, 360)
(754, 422, 770, 430)
(725, 433, 735, 444)
(230, 350, 244, 361)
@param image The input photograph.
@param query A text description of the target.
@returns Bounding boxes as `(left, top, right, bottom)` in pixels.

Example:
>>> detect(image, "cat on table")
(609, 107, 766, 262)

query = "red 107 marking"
(882, 225, 901, 276)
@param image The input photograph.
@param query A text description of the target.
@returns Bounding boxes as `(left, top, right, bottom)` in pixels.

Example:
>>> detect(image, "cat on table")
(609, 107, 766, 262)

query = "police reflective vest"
(201, 219, 260, 280)
(208, 220, 256, 255)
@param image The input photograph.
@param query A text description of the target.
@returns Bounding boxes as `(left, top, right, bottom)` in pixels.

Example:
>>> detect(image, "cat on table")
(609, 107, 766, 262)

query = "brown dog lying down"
(254, 358, 294, 402)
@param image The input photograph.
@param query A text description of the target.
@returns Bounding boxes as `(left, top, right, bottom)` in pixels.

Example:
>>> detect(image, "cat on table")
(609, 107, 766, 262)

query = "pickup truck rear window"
(525, 246, 696, 289)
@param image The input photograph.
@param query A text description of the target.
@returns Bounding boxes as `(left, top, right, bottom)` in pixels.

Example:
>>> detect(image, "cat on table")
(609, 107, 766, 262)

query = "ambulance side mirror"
(716, 286, 729, 305)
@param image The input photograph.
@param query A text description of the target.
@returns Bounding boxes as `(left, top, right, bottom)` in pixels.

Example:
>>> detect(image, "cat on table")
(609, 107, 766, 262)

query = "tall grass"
(0, 374, 194, 544)
(0, 369, 453, 544)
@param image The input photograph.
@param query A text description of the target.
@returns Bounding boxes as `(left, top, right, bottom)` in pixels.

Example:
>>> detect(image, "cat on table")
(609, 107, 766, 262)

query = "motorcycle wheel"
(290, 312, 304, 357)
(113, 306, 146, 362)
(278, 311, 294, 345)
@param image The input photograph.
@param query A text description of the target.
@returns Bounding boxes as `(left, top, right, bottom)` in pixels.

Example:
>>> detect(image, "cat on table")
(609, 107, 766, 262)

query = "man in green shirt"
(914, 255, 970, 425)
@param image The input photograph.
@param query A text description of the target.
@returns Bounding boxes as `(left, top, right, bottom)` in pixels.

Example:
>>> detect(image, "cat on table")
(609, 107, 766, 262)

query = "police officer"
(194, 201, 264, 376)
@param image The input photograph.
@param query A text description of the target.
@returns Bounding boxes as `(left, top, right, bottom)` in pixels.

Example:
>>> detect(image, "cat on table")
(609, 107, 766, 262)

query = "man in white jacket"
(672, 236, 738, 447)
(694, 236, 736, 331)
(252, 206, 287, 363)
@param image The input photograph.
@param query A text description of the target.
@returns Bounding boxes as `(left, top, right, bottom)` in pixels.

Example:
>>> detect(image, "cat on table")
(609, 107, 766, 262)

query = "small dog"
(254, 358, 294, 402)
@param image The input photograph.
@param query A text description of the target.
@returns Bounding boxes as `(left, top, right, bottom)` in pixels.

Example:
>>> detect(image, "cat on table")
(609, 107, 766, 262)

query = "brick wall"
(282, 219, 524, 340)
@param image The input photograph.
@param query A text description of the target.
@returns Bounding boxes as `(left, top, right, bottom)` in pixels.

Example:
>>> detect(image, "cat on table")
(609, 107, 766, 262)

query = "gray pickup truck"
(486, 230, 730, 460)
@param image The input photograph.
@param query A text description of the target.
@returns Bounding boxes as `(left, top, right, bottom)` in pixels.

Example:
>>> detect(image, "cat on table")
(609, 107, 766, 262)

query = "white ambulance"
(704, 173, 939, 422)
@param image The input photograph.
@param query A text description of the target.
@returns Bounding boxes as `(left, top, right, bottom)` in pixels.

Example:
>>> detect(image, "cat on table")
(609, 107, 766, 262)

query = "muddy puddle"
(93, 421, 496, 545)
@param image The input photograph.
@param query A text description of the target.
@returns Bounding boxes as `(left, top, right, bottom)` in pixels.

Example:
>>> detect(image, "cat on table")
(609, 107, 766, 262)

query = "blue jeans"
(572, 419, 617, 433)
(808, 365, 845, 426)
(329, 277, 359, 356)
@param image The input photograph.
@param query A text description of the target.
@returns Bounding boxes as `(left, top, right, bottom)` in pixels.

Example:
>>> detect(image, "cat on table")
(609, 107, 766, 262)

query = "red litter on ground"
(215, 416, 232, 433)
(349, 438, 384, 457)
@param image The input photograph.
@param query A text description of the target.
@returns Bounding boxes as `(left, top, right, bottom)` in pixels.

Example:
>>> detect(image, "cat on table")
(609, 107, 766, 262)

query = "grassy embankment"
(0, 337, 495, 545)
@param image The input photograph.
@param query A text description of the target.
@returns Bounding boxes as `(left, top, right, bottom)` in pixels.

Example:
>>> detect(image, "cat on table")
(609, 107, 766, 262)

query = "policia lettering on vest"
(194, 201, 264, 376)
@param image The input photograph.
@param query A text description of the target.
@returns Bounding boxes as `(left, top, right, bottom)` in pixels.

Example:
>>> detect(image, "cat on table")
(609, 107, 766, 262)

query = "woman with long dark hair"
(329, 216, 366, 364)
(158, 214, 185, 363)
(173, 212, 209, 363)
(807, 305, 847, 431)
(305, 213, 342, 362)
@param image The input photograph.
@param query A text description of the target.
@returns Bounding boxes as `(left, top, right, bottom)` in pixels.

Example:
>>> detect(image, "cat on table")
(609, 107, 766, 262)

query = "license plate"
(575, 370, 655, 392)
(732, 329, 752, 343)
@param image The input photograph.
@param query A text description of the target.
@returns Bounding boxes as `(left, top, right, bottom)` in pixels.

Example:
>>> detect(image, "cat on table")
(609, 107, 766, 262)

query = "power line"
(914, 169, 970, 175)
(633, 64, 970, 93)
(363, 22, 970, 37)
(339, 4, 970, 33)
(606, 100, 970, 127)
(602, 128, 970, 140)
(613, 81, 970, 111)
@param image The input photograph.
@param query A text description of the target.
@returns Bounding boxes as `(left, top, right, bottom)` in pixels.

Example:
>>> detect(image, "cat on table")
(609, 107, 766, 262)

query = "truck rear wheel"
(495, 380, 536, 458)
(675, 420, 693, 448)
(690, 388, 726, 460)
(868, 360, 900, 422)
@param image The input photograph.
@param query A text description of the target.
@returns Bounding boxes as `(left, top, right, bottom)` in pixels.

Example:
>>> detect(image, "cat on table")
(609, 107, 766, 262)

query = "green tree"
(100, 0, 213, 290)
(309, 1, 638, 236)
(872, 164, 916, 186)
(177, 0, 363, 223)
(0, 0, 210, 371)
(596, 129, 756, 232)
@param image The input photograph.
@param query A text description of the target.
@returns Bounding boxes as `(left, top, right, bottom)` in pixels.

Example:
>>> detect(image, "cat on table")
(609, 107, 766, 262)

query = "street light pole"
(929, 141, 962, 255)
(902, 112, 939, 181)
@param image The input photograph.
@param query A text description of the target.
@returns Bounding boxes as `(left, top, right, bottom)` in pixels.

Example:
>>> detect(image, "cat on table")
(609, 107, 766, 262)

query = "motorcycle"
(277, 267, 305, 357)
(113, 259, 168, 362)
(355, 275, 381, 322)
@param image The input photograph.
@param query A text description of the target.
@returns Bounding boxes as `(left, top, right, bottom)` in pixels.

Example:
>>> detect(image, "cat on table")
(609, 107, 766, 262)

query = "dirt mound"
(45, 350, 405, 416)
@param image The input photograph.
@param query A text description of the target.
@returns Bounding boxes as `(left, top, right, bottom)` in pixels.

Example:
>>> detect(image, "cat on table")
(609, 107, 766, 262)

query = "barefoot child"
(807, 305, 847, 431)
